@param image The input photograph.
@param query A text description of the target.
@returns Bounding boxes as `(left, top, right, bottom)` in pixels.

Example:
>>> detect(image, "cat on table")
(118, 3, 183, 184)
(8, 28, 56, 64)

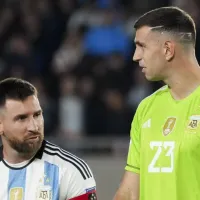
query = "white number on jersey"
(148, 141, 175, 173)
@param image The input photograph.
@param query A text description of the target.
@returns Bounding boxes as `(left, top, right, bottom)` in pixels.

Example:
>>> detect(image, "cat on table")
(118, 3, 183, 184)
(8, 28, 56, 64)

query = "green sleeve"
(125, 106, 141, 174)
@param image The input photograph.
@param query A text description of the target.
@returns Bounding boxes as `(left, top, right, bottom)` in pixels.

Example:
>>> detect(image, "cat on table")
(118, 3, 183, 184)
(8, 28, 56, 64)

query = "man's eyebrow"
(13, 109, 43, 120)
(13, 113, 28, 120)
(134, 40, 146, 46)
(34, 109, 43, 114)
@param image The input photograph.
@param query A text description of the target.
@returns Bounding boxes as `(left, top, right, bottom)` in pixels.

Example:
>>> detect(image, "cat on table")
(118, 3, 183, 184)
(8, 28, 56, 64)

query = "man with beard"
(0, 78, 97, 200)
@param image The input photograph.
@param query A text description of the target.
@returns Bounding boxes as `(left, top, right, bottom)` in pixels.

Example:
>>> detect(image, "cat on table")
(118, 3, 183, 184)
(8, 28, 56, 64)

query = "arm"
(114, 104, 142, 200)
(60, 161, 97, 200)
(113, 171, 139, 200)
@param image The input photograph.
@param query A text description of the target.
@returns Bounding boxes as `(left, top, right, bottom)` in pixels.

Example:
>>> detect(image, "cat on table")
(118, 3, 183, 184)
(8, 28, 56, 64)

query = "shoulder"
(135, 85, 168, 118)
(42, 140, 93, 180)
(139, 85, 168, 108)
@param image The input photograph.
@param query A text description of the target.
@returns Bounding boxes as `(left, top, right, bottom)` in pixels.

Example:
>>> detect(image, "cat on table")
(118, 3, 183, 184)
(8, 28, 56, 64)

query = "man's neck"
(164, 59, 200, 100)
(3, 146, 34, 164)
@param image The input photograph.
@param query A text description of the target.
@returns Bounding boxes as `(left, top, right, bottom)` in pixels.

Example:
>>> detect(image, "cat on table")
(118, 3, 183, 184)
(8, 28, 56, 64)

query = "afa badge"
(36, 185, 52, 200)
(187, 115, 200, 133)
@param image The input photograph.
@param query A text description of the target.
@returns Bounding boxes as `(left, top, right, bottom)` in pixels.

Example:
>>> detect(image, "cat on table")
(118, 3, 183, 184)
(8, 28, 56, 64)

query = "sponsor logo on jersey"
(142, 119, 151, 128)
(86, 186, 96, 193)
(163, 117, 176, 136)
(9, 187, 23, 200)
(36, 185, 52, 200)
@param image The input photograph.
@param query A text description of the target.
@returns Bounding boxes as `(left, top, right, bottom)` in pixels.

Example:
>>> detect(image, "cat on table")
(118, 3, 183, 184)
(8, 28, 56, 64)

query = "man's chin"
(24, 139, 43, 153)
(145, 74, 162, 81)
(11, 138, 43, 155)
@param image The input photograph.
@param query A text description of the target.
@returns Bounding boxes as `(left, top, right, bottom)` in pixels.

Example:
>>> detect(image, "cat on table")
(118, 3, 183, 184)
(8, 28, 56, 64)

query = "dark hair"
(134, 6, 196, 46)
(0, 77, 37, 107)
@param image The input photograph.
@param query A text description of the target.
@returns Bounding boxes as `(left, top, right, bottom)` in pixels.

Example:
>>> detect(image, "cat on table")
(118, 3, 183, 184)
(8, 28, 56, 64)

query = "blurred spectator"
(173, 0, 200, 63)
(9, 65, 26, 79)
(104, 89, 131, 135)
(83, 9, 131, 57)
(104, 52, 130, 93)
(95, 0, 116, 8)
(0, 0, 169, 139)
(33, 0, 68, 74)
(59, 74, 84, 139)
(2, 34, 34, 75)
(67, 7, 105, 31)
(78, 76, 99, 135)
(52, 29, 84, 75)
(22, 14, 41, 43)
(30, 76, 57, 135)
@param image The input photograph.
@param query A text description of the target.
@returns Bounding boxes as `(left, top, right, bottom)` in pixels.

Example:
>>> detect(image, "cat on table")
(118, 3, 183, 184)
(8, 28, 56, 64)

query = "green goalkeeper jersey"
(125, 85, 200, 200)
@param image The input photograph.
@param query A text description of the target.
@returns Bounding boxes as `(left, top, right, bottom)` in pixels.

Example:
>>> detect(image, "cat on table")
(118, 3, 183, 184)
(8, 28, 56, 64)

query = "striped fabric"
(0, 140, 96, 200)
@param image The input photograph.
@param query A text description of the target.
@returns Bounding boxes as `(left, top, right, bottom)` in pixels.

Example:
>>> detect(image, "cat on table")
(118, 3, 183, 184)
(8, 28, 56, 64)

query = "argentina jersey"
(0, 140, 96, 200)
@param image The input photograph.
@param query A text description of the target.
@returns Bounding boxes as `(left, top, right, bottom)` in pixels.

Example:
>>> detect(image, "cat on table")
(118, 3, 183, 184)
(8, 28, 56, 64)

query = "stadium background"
(0, 0, 200, 199)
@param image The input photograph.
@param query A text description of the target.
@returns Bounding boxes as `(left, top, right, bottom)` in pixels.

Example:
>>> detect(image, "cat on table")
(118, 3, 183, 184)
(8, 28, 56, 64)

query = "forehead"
(134, 26, 160, 44)
(4, 96, 41, 116)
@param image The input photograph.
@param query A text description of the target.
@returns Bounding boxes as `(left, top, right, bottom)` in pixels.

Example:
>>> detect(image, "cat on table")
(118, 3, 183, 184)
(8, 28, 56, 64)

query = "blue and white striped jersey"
(0, 140, 96, 200)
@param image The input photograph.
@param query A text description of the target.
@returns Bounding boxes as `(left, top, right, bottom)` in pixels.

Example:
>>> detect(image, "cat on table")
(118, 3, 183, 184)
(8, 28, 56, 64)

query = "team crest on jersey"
(36, 185, 52, 200)
(187, 115, 200, 132)
(9, 187, 23, 200)
(163, 117, 176, 136)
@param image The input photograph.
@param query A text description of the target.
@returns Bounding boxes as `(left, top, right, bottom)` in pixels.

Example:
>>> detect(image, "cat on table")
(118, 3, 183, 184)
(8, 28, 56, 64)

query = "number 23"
(148, 141, 175, 173)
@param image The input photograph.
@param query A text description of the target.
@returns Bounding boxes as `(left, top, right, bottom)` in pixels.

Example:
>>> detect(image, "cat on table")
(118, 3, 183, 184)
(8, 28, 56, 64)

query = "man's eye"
(18, 116, 26, 121)
(34, 112, 41, 118)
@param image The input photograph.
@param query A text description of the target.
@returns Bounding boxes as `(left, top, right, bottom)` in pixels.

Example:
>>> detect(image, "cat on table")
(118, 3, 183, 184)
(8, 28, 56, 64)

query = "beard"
(3, 132, 44, 156)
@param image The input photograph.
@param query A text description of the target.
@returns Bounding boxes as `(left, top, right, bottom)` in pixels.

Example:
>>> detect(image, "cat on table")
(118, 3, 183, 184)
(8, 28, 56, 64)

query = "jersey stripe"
(45, 144, 92, 179)
(45, 141, 92, 178)
(44, 161, 59, 200)
(44, 149, 88, 180)
(45, 145, 91, 179)
(46, 141, 92, 177)
(25, 160, 45, 200)
(7, 168, 26, 200)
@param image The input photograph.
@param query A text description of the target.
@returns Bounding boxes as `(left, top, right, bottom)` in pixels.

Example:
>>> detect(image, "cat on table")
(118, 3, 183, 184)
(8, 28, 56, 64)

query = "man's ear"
(164, 41, 175, 61)
(0, 120, 3, 136)
(0, 111, 4, 136)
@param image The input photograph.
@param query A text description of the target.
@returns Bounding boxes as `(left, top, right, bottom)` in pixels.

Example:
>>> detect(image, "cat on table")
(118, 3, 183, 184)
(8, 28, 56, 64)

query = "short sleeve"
(125, 106, 141, 174)
(60, 161, 96, 199)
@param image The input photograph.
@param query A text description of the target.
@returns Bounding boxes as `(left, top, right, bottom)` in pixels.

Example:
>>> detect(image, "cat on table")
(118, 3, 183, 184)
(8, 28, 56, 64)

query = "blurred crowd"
(0, 0, 200, 139)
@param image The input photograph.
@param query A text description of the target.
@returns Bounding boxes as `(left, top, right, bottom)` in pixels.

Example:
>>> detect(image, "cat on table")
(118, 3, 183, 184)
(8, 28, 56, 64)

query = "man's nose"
(27, 118, 38, 132)
(132, 48, 142, 62)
